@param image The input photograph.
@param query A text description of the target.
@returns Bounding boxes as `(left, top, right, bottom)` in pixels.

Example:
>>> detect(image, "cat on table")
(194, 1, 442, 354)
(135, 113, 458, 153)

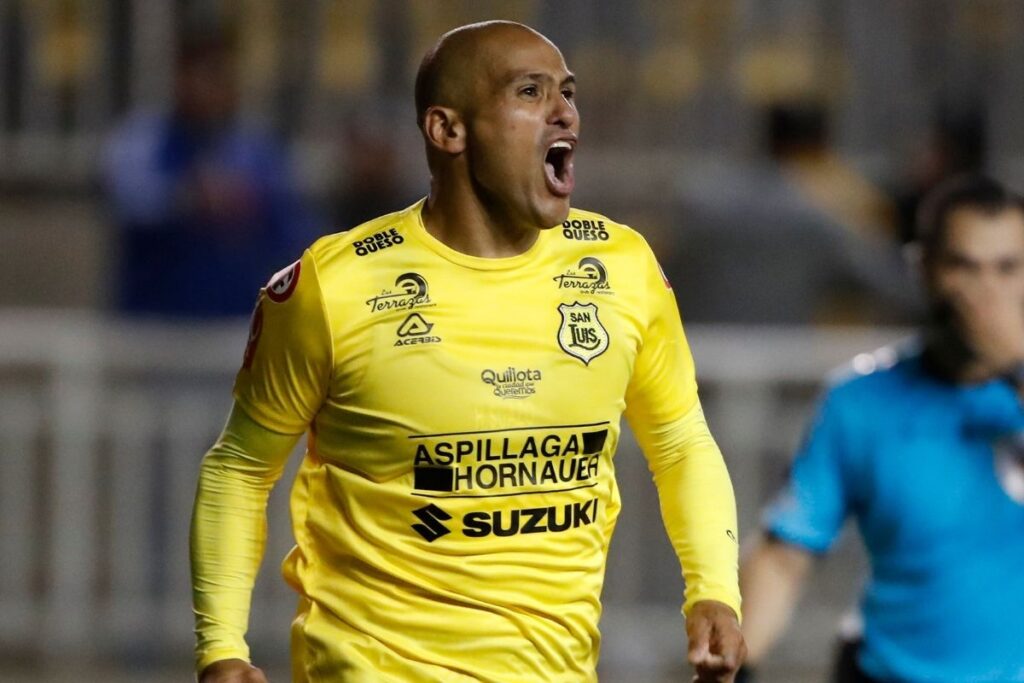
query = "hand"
(687, 600, 747, 683)
(198, 658, 269, 683)
(952, 287, 1024, 375)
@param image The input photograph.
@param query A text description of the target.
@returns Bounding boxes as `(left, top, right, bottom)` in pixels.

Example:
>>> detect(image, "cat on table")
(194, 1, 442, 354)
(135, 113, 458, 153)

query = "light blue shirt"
(766, 347, 1024, 682)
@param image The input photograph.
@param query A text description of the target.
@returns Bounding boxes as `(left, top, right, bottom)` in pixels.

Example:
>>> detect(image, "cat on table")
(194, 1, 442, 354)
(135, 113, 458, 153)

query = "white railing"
(0, 310, 907, 671)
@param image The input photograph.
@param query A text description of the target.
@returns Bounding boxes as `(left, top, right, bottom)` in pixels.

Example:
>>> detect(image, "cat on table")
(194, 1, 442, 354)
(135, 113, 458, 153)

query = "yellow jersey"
(192, 200, 740, 682)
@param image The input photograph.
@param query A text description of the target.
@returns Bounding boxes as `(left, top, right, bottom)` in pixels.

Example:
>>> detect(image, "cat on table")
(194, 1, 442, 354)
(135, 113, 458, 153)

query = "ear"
(422, 106, 466, 155)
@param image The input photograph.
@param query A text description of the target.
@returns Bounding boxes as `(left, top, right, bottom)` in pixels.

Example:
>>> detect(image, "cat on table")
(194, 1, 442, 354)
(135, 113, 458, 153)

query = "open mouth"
(543, 140, 575, 197)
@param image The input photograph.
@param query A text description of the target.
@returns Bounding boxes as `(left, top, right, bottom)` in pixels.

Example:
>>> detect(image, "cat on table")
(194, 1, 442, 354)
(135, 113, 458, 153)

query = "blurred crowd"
(4, 4, 1024, 681)
(0, 0, 1020, 322)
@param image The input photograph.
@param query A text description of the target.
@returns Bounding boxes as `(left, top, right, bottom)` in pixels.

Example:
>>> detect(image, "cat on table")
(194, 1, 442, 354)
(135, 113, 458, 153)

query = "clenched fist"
(199, 658, 269, 683)
(687, 600, 747, 683)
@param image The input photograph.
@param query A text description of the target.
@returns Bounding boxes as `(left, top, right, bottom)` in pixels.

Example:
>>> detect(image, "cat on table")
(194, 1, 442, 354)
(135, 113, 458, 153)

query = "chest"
(318, 263, 644, 467)
(858, 410, 1024, 552)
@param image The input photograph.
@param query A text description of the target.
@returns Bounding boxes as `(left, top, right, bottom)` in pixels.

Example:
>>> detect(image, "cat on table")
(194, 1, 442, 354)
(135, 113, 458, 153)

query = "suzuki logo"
(411, 504, 452, 542)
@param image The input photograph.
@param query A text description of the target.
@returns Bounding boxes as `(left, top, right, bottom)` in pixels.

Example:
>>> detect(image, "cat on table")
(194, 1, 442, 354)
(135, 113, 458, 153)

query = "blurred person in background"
(893, 102, 988, 245)
(673, 100, 919, 325)
(102, 27, 318, 318)
(191, 20, 745, 683)
(738, 175, 1024, 682)
(331, 120, 418, 231)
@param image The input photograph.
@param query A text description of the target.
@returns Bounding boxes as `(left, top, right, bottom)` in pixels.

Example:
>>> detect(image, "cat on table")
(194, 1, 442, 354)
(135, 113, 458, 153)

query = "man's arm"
(624, 236, 744, 681)
(191, 249, 333, 678)
(191, 404, 300, 680)
(738, 535, 813, 667)
(632, 400, 746, 682)
(737, 370, 861, 678)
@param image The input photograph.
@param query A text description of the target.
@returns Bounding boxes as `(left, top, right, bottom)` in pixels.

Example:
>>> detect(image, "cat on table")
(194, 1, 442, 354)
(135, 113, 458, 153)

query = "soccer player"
(738, 175, 1024, 682)
(191, 21, 744, 682)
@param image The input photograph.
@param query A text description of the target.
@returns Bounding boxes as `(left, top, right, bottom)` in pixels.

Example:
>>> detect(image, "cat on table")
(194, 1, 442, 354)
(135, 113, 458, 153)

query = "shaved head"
(414, 21, 553, 127)
(414, 20, 578, 232)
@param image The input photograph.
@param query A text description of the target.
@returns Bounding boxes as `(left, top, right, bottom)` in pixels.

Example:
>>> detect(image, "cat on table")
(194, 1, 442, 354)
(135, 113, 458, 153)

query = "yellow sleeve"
(190, 404, 299, 671)
(624, 240, 741, 620)
(191, 249, 333, 672)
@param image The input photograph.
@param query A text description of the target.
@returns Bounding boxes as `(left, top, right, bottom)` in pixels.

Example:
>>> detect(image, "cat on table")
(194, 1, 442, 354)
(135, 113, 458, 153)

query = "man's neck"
(422, 179, 540, 258)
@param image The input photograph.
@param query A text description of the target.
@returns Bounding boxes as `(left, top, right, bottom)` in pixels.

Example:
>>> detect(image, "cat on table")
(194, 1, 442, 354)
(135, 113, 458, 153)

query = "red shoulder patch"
(266, 260, 301, 303)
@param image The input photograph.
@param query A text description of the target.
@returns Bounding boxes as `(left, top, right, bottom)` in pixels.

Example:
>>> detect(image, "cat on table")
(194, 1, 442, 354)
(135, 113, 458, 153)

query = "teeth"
(550, 141, 572, 151)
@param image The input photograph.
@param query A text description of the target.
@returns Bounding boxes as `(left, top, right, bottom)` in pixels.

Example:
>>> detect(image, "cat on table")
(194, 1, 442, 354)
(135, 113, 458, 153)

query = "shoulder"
(559, 207, 659, 272)
(822, 342, 922, 410)
(560, 207, 649, 249)
(558, 208, 674, 309)
(307, 203, 419, 274)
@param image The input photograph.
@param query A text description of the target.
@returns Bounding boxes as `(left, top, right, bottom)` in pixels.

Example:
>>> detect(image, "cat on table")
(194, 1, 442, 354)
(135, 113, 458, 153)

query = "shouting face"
(463, 28, 578, 229)
(419, 23, 579, 231)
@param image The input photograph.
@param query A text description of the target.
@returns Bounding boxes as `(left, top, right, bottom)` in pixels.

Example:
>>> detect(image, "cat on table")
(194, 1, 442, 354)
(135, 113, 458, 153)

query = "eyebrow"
(507, 71, 576, 87)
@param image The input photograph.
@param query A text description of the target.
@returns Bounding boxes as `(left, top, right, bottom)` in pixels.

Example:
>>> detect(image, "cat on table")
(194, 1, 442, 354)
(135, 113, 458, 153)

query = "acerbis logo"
(395, 312, 441, 347)
(481, 366, 542, 399)
(554, 257, 612, 294)
(562, 218, 609, 241)
(366, 272, 432, 313)
(353, 227, 404, 256)
(411, 504, 451, 542)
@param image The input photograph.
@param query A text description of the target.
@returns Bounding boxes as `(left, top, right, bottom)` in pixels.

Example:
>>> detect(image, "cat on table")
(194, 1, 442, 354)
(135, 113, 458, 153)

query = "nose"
(548, 91, 577, 130)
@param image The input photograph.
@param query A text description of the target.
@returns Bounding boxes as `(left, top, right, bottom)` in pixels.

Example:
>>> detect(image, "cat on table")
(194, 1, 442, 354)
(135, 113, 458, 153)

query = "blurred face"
(176, 52, 238, 127)
(463, 30, 579, 229)
(928, 207, 1024, 308)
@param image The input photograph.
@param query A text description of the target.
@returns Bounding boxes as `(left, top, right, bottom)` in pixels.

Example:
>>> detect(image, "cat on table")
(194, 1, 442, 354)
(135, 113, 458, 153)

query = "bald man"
(191, 21, 744, 683)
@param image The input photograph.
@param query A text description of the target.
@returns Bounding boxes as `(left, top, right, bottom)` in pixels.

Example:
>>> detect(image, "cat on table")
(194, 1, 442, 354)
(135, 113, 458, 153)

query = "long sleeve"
(190, 405, 299, 671)
(190, 248, 333, 671)
(624, 239, 741, 620)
